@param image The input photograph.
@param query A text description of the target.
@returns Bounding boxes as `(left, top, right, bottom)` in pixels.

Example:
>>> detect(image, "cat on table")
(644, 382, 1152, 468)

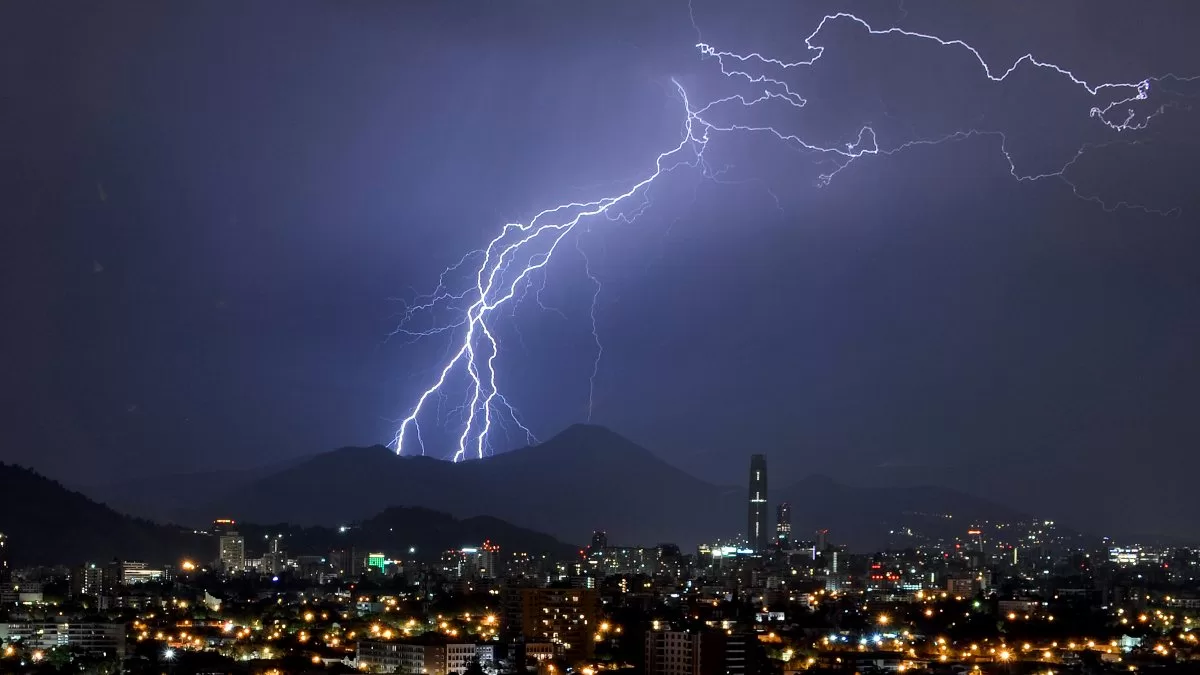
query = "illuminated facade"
(517, 588, 599, 661)
(747, 454, 768, 552)
(0, 622, 125, 659)
(645, 630, 726, 675)
(357, 640, 445, 675)
(213, 519, 244, 574)
(775, 503, 792, 549)
(118, 561, 163, 585)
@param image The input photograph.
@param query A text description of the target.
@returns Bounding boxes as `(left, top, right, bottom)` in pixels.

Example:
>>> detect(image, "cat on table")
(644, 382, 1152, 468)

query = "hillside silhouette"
(0, 463, 205, 565)
(129, 424, 1032, 550)
(0, 464, 575, 566)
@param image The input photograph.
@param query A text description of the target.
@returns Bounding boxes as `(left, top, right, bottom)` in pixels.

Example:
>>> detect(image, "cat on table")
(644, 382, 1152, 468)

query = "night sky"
(3, 1, 1199, 539)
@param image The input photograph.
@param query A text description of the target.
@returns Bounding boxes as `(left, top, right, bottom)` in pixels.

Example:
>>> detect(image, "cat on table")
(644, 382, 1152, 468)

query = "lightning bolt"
(392, 11, 1196, 461)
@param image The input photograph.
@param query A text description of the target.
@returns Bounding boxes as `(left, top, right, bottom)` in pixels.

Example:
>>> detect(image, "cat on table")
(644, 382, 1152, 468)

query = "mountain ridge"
(0, 463, 577, 566)
(157, 424, 1030, 550)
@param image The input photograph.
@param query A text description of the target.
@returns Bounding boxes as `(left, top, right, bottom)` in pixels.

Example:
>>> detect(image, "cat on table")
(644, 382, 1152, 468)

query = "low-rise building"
(0, 622, 125, 659)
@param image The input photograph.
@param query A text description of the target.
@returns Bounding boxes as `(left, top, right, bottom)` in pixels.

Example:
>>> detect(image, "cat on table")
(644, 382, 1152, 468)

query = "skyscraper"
(590, 530, 608, 552)
(478, 540, 500, 579)
(747, 454, 768, 552)
(517, 587, 599, 661)
(262, 534, 286, 575)
(214, 519, 245, 574)
(775, 502, 792, 549)
(0, 532, 8, 581)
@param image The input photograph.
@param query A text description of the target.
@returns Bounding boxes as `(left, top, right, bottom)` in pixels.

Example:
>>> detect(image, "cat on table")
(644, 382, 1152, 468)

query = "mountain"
(77, 454, 318, 525)
(180, 424, 725, 548)
(0, 463, 207, 566)
(166, 424, 1029, 550)
(0, 464, 577, 567)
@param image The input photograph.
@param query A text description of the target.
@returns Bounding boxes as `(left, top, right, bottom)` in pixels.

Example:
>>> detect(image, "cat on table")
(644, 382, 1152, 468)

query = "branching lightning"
(390, 10, 1196, 461)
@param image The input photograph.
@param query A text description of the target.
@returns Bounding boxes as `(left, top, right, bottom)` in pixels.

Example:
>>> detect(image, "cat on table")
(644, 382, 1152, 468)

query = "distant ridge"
(0, 463, 204, 565)
(0, 463, 576, 566)
(113, 423, 1034, 550)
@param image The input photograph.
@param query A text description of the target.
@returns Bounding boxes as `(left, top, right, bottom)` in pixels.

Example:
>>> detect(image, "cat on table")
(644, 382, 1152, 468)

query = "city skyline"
(1, 468, 1197, 674)
(3, 1, 1200, 672)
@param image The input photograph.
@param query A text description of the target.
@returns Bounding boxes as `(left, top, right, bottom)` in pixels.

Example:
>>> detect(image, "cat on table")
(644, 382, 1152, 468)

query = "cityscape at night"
(4, 1, 1200, 674)
(1, 452, 1199, 674)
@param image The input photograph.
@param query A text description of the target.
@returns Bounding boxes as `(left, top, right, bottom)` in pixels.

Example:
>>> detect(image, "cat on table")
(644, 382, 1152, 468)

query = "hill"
(0, 463, 206, 565)
(0, 464, 576, 567)
(170, 424, 1029, 550)
(77, 454, 318, 525)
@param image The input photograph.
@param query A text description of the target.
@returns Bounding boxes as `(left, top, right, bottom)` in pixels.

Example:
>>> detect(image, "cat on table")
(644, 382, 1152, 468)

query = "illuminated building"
(591, 546, 654, 575)
(367, 552, 387, 573)
(441, 549, 466, 577)
(443, 543, 500, 580)
(1110, 547, 1139, 566)
(816, 529, 829, 551)
(329, 548, 360, 577)
(645, 629, 726, 675)
(448, 643, 495, 674)
(357, 638, 496, 675)
(701, 544, 754, 572)
(262, 534, 286, 575)
(0, 532, 8, 581)
(0, 580, 42, 604)
(357, 639, 445, 675)
(747, 454, 768, 553)
(0, 622, 125, 659)
(517, 587, 599, 661)
(590, 530, 608, 553)
(117, 561, 163, 585)
(214, 520, 245, 574)
(479, 540, 500, 579)
(70, 563, 105, 597)
(946, 577, 978, 596)
(775, 503, 792, 549)
(645, 629, 765, 675)
(723, 632, 766, 675)
(461, 547, 482, 578)
(967, 528, 983, 552)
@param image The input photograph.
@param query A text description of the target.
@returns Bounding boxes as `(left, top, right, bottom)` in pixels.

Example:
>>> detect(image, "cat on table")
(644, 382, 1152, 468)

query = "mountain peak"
(537, 423, 651, 457)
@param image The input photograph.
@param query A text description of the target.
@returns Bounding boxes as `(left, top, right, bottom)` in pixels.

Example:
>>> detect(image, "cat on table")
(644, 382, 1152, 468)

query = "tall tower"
(747, 454, 768, 552)
(775, 502, 792, 549)
(213, 519, 245, 575)
(590, 530, 608, 553)
(0, 531, 9, 581)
